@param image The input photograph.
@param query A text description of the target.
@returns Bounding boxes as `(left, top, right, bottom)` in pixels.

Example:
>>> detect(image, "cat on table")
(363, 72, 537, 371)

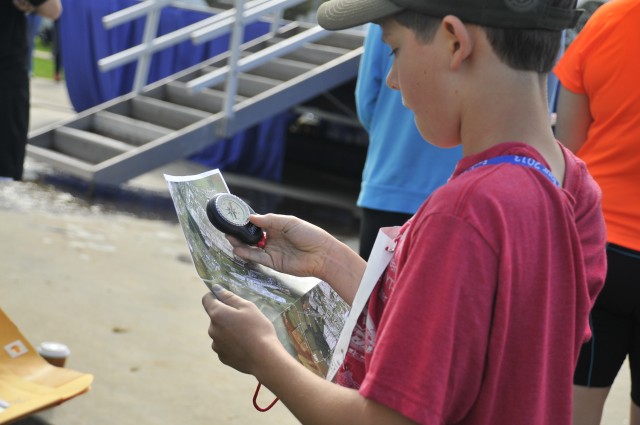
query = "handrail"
(186, 25, 326, 92)
(222, 0, 246, 131)
(97, 0, 329, 135)
(190, 0, 304, 44)
(102, 0, 172, 30)
(98, 0, 269, 73)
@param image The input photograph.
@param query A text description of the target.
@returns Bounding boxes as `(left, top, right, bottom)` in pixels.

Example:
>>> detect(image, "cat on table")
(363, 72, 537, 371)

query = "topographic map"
(165, 169, 349, 377)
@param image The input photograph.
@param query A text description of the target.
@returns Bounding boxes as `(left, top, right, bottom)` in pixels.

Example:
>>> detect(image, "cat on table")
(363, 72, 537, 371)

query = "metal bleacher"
(27, 0, 365, 192)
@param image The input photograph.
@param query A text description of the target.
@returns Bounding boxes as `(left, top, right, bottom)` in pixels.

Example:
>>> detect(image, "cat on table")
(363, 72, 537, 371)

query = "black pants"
(0, 71, 29, 180)
(359, 208, 413, 260)
(574, 243, 640, 404)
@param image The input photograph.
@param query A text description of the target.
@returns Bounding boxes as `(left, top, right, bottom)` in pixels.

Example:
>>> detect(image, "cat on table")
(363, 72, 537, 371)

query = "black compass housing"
(206, 193, 263, 245)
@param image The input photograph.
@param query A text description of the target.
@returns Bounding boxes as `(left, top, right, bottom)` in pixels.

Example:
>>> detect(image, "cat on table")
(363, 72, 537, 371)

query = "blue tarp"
(58, 0, 291, 181)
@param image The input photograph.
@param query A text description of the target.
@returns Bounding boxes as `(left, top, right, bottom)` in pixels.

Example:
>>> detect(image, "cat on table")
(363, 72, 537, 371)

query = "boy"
(201, 0, 607, 424)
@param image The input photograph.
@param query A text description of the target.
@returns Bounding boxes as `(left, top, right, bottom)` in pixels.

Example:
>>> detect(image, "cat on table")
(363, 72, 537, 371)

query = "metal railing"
(98, 0, 328, 133)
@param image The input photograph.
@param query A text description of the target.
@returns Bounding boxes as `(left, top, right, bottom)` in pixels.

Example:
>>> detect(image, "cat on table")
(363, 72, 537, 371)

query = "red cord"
(253, 382, 279, 412)
(256, 232, 267, 249)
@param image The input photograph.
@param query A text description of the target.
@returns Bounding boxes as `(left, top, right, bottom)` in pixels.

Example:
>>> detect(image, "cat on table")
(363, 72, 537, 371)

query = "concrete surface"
(3, 78, 356, 425)
(0, 78, 633, 424)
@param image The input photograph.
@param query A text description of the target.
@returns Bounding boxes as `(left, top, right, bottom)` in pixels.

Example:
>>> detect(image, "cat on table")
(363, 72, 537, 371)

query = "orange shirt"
(554, 0, 640, 251)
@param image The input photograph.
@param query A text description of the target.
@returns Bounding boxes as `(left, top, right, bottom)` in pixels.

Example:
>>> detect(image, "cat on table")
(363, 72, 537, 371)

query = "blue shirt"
(355, 24, 462, 214)
(355, 24, 561, 213)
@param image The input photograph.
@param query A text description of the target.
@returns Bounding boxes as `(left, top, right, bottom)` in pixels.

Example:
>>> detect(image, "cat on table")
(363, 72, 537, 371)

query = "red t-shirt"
(336, 142, 606, 425)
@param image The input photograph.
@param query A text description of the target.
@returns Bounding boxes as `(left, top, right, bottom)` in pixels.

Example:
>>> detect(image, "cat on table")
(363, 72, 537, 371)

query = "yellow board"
(0, 308, 93, 424)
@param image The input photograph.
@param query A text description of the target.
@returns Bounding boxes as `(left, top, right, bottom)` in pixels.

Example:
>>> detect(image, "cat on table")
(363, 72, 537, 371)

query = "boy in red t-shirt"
(201, 1, 607, 424)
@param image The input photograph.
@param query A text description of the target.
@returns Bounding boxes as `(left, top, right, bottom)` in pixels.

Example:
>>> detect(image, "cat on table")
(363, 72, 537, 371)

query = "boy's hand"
(226, 213, 335, 280)
(202, 286, 280, 376)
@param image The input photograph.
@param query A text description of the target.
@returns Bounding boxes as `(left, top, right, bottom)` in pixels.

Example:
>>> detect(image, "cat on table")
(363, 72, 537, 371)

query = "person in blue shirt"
(355, 23, 462, 259)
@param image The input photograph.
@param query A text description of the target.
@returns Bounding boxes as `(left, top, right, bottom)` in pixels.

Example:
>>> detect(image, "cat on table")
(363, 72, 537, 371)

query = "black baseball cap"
(317, 0, 582, 31)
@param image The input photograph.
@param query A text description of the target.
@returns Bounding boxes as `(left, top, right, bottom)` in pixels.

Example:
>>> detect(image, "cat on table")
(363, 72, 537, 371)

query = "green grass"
(34, 37, 50, 52)
(32, 38, 63, 80)
(33, 55, 56, 79)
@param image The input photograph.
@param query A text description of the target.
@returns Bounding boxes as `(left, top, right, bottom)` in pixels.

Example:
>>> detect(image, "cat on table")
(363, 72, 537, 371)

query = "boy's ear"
(441, 15, 473, 71)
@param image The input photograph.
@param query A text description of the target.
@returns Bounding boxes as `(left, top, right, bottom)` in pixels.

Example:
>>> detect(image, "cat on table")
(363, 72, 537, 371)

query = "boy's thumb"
(211, 284, 242, 308)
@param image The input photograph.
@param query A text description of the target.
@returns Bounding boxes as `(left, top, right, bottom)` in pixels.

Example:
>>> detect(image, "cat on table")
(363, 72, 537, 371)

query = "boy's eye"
(389, 48, 399, 57)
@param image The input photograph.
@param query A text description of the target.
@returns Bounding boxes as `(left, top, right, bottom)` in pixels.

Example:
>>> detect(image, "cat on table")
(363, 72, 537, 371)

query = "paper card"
(0, 309, 93, 424)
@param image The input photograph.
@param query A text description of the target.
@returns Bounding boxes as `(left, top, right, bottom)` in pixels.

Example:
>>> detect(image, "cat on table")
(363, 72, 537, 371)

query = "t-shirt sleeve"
(554, 5, 611, 95)
(554, 37, 586, 94)
(359, 213, 498, 424)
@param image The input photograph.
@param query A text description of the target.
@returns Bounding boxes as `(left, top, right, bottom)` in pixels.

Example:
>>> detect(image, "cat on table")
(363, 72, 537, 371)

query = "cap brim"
(317, 0, 403, 30)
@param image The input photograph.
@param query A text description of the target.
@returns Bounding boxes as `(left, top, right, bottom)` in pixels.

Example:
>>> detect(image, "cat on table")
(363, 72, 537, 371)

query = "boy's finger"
(211, 285, 245, 309)
(248, 213, 267, 227)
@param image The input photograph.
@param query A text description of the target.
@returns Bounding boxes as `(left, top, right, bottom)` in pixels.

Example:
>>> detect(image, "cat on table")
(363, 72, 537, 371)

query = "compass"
(206, 193, 264, 246)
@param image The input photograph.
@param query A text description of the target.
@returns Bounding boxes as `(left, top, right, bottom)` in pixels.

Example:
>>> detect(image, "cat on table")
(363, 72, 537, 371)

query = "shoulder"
(430, 158, 552, 217)
(411, 144, 571, 245)
(561, 144, 603, 218)
(568, 0, 638, 49)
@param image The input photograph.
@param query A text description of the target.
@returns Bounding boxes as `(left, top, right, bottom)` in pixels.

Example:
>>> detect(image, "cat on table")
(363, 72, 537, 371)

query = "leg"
(573, 245, 636, 425)
(26, 14, 42, 76)
(572, 385, 610, 425)
(53, 19, 62, 81)
(0, 75, 30, 180)
(607, 245, 640, 425)
(630, 401, 640, 425)
(623, 244, 640, 425)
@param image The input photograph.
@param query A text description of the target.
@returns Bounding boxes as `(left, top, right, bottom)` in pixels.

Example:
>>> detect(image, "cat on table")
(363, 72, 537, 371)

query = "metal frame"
(98, 0, 327, 135)
(28, 2, 366, 188)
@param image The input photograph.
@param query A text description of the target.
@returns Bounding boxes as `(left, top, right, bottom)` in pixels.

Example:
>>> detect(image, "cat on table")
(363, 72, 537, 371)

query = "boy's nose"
(386, 70, 399, 91)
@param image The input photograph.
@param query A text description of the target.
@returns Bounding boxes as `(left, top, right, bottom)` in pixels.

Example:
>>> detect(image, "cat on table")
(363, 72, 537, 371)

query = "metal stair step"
(53, 126, 134, 164)
(158, 81, 242, 113)
(198, 66, 282, 97)
(311, 31, 364, 50)
(106, 96, 211, 130)
(94, 111, 172, 146)
(278, 25, 364, 50)
(27, 144, 95, 179)
(235, 73, 283, 97)
(241, 55, 314, 80)
(265, 38, 350, 65)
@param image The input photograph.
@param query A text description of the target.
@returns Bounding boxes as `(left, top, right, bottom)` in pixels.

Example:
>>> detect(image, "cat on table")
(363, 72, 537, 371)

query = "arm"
(228, 214, 366, 305)
(35, 0, 61, 20)
(13, 0, 62, 20)
(202, 288, 417, 425)
(355, 24, 387, 131)
(554, 84, 592, 153)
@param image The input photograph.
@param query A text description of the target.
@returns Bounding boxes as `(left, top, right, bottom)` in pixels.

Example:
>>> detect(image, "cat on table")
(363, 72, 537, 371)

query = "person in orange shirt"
(554, 1, 640, 424)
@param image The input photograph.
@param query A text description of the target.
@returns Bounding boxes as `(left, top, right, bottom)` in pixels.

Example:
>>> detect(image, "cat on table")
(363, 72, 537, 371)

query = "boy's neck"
(457, 67, 565, 185)
(459, 70, 556, 157)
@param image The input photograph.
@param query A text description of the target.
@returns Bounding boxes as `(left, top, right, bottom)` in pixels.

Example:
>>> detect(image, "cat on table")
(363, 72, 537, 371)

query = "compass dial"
(215, 193, 252, 226)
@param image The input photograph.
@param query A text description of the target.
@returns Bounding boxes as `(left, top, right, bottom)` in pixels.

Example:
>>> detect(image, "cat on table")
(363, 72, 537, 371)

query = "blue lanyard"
(464, 155, 560, 187)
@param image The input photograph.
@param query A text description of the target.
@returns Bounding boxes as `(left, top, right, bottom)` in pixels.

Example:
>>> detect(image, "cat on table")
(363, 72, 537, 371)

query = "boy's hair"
(393, 3, 568, 74)
(484, 0, 573, 73)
